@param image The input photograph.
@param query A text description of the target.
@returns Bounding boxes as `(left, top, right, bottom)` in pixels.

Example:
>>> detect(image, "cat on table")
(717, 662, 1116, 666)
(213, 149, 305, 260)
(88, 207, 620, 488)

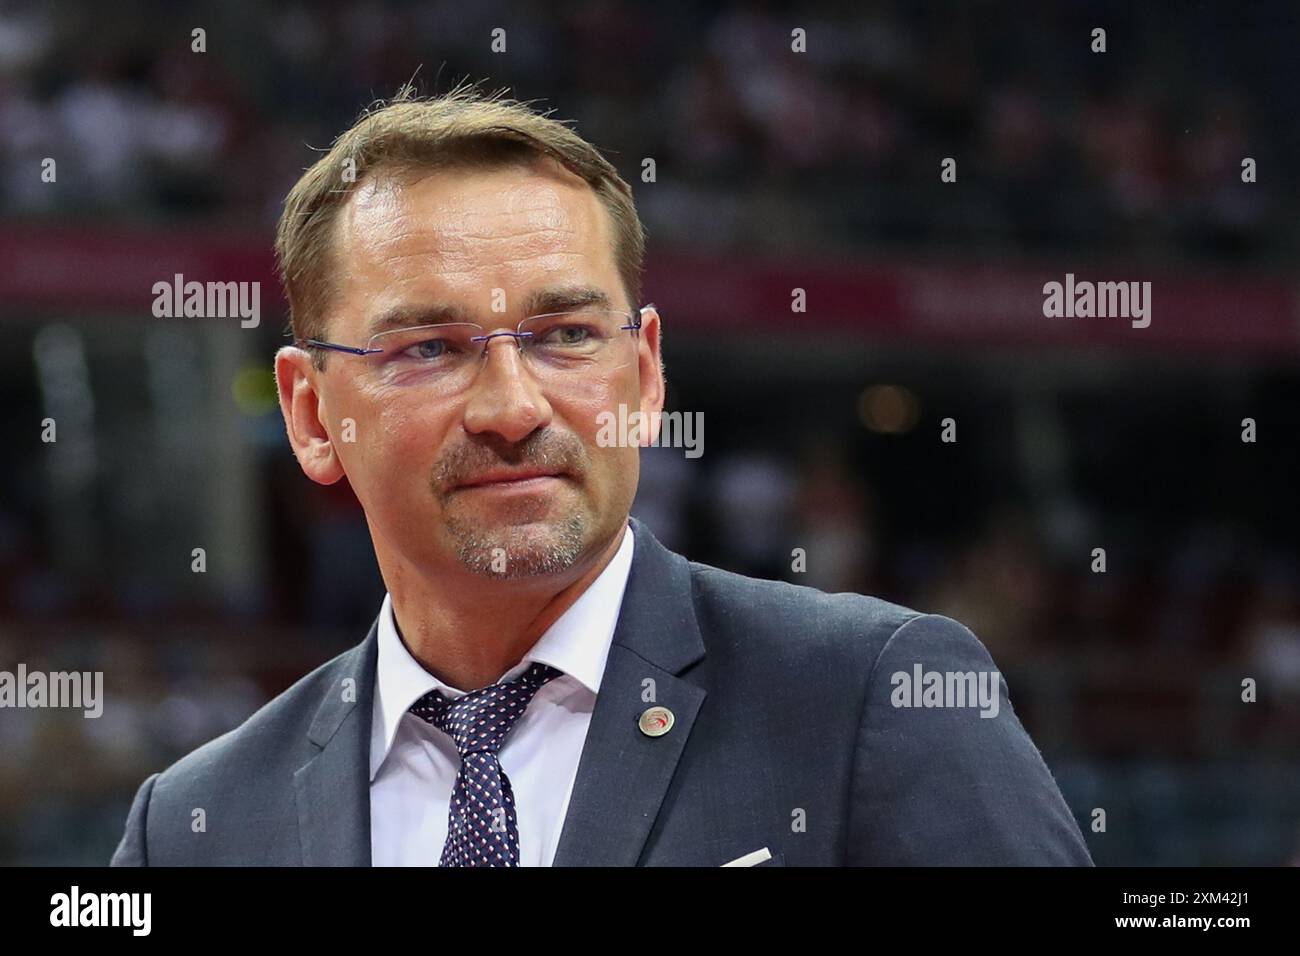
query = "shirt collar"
(370, 522, 635, 781)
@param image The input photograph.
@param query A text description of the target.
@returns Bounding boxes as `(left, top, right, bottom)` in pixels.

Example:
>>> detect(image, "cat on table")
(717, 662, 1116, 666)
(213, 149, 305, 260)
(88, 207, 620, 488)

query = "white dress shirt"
(369, 523, 635, 866)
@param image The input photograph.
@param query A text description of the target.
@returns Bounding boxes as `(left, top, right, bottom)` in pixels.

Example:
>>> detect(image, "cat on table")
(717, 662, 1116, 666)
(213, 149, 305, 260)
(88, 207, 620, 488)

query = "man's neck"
(381, 525, 627, 691)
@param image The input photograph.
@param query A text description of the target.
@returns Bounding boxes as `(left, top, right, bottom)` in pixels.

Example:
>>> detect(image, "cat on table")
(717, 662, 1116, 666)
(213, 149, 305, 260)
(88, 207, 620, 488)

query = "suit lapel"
(294, 621, 378, 866)
(552, 518, 707, 866)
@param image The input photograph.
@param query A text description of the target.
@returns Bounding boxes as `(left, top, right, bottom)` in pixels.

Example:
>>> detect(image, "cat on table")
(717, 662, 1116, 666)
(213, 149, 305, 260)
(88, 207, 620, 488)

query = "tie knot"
(409, 661, 563, 757)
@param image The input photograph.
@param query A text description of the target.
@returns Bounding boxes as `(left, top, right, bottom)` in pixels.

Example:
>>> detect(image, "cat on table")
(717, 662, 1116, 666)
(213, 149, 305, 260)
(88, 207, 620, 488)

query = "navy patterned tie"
(409, 661, 563, 866)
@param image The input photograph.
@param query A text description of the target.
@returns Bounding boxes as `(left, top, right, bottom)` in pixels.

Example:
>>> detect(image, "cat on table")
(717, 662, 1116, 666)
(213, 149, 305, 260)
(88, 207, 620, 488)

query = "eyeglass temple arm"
(296, 339, 383, 355)
(624, 303, 655, 331)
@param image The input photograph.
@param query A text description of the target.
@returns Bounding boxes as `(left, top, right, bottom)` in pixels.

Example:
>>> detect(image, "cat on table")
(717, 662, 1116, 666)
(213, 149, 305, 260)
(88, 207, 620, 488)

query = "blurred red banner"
(2, 226, 1296, 356)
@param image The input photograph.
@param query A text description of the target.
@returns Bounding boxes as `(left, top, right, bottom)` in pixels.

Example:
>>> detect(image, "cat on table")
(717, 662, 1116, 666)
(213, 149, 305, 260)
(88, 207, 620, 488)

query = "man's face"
(276, 158, 663, 581)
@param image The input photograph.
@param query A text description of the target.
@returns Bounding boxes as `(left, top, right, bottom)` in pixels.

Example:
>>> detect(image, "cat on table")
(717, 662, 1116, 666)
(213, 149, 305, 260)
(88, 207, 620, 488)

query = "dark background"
(0, 0, 1297, 864)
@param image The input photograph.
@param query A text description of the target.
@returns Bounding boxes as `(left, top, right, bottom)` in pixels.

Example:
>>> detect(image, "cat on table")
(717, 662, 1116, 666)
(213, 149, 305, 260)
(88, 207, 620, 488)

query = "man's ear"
(274, 346, 346, 484)
(636, 306, 666, 446)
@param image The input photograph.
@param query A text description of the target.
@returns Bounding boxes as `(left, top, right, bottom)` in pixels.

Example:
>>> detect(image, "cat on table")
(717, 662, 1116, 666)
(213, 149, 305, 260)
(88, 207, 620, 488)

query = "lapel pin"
(638, 706, 674, 737)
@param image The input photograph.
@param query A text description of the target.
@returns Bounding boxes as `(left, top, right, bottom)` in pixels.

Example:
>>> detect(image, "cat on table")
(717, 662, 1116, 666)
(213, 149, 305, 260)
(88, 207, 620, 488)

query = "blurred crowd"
(0, 0, 1294, 262)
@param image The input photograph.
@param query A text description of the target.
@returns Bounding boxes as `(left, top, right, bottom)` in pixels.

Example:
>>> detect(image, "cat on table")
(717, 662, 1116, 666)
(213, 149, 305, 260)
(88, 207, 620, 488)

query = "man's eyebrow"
(521, 285, 613, 315)
(363, 285, 616, 338)
(365, 303, 473, 337)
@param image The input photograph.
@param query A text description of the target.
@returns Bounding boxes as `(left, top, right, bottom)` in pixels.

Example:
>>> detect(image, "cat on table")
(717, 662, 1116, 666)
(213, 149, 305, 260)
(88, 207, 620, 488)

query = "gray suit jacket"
(111, 516, 1093, 866)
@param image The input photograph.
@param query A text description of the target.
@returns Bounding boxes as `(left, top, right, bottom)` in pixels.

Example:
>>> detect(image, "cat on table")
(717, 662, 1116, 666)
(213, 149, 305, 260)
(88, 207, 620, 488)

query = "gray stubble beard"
(443, 508, 590, 579)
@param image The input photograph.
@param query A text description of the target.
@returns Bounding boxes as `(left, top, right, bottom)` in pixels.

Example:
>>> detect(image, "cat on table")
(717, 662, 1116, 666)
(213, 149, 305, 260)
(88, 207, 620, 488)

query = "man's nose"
(461, 334, 553, 442)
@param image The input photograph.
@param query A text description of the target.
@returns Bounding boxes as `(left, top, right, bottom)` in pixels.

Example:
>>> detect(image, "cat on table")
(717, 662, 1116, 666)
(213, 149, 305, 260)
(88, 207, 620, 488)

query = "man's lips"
(453, 468, 566, 490)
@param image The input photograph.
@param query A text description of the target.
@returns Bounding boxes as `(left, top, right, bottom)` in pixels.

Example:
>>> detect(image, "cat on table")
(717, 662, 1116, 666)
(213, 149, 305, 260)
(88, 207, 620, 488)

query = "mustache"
(432, 430, 585, 493)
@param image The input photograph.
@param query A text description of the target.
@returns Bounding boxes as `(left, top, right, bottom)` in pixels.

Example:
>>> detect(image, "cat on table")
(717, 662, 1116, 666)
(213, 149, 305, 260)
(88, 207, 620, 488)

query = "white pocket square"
(720, 847, 772, 867)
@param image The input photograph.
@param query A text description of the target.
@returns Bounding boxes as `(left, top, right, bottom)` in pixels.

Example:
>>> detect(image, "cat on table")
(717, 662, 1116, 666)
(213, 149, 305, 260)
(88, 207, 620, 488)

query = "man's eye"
(403, 338, 452, 360)
(540, 324, 594, 345)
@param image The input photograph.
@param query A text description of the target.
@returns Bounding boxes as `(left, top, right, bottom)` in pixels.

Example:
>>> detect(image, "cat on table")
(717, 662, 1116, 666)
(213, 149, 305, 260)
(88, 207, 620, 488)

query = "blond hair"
(275, 80, 646, 365)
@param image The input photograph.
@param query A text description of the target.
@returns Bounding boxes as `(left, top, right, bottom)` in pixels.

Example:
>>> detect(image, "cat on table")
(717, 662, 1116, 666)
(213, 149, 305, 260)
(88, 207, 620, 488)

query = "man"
(111, 83, 1092, 867)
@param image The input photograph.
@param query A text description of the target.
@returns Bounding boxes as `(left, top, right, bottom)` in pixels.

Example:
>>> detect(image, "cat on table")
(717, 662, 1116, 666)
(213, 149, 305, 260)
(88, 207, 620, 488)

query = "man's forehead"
(338, 160, 605, 247)
(325, 161, 624, 335)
